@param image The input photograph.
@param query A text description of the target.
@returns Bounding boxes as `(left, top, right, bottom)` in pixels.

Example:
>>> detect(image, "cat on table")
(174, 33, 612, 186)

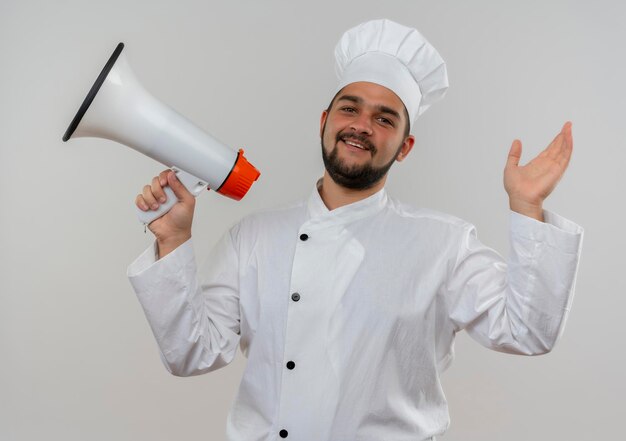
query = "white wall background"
(1, 0, 623, 440)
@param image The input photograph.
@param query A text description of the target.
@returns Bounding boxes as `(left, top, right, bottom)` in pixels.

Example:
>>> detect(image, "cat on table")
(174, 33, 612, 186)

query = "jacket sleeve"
(444, 209, 584, 355)
(127, 228, 241, 376)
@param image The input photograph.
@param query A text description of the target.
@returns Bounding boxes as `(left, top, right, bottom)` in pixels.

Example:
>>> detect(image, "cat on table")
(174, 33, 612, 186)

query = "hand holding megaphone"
(135, 167, 204, 225)
(63, 43, 260, 225)
(137, 169, 195, 256)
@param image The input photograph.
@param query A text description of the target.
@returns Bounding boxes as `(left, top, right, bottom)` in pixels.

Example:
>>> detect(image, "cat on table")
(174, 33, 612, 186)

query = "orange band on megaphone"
(216, 149, 261, 200)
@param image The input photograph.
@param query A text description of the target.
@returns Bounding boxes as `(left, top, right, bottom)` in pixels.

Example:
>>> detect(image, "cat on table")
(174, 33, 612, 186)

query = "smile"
(341, 138, 369, 151)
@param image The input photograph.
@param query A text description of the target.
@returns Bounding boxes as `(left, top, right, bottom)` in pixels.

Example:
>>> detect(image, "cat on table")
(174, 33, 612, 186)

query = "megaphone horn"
(63, 42, 260, 225)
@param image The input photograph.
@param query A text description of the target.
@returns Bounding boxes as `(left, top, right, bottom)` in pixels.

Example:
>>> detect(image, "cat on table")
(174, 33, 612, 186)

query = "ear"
(395, 135, 415, 162)
(320, 110, 328, 138)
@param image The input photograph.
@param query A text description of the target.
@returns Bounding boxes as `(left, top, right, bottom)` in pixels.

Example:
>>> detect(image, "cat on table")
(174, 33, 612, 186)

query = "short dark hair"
(325, 90, 411, 139)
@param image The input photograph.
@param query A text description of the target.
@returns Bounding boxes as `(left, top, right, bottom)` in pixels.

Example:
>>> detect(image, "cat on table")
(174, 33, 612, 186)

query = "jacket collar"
(305, 178, 388, 228)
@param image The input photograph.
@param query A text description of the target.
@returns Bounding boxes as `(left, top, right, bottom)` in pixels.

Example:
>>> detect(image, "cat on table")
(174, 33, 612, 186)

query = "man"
(128, 19, 583, 441)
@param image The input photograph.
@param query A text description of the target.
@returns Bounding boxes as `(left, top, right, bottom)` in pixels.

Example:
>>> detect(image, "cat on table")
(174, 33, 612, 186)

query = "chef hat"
(334, 19, 449, 134)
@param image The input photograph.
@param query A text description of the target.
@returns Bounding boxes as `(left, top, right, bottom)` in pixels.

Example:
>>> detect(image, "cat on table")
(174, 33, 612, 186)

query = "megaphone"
(62, 42, 260, 225)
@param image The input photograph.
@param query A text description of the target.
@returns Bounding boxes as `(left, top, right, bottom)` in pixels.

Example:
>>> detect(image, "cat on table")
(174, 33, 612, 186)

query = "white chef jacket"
(128, 182, 583, 441)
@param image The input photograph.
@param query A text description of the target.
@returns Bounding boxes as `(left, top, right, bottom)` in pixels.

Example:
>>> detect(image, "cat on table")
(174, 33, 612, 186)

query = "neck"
(318, 172, 387, 210)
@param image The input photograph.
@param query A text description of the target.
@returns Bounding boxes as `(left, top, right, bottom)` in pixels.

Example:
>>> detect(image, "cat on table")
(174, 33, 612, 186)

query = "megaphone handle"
(136, 168, 208, 225)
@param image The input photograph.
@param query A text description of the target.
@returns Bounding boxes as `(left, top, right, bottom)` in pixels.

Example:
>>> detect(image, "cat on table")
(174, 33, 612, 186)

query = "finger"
(158, 169, 171, 187)
(543, 126, 569, 160)
(151, 176, 167, 204)
(135, 194, 150, 211)
(564, 121, 573, 152)
(506, 139, 522, 169)
(548, 136, 565, 160)
(142, 184, 159, 210)
(167, 171, 194, 202)
(558, 122, 574, 168)
(552, 121, 572, 162)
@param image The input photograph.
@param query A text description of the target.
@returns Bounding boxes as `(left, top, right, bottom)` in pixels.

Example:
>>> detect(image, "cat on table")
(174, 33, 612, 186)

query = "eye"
(377, 117, 394, 126)
(340, 106, 357, 113)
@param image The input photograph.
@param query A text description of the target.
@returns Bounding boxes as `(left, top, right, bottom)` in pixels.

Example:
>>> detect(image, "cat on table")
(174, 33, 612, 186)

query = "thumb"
(506, 139, 522, 169)
(167, 171, 194, 203)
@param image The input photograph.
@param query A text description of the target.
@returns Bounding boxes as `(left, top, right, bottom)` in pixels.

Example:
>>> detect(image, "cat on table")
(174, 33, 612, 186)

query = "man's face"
(320, 81, 415, 190)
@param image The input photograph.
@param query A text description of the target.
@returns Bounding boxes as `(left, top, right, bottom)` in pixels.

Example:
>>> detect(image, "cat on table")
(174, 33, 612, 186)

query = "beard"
(321, 125, 404, 190)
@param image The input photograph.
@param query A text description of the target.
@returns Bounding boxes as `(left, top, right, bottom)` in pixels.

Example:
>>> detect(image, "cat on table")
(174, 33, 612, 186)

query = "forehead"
(333, 81, 406, 113)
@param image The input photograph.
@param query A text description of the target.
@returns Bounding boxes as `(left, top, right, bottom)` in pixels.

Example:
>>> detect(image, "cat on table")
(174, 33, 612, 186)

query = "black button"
(291, 292, 300, 302)
(299, 233, 309, 241)
(280, 429, 289, 438)
(286, 361, 295, 370)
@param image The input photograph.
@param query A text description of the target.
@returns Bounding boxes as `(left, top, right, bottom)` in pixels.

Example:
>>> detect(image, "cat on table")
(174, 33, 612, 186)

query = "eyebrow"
(336, 95, 401, 120)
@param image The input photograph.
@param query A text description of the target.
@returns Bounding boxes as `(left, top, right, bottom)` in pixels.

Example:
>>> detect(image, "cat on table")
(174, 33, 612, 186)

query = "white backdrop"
(1, 0, 623, 440)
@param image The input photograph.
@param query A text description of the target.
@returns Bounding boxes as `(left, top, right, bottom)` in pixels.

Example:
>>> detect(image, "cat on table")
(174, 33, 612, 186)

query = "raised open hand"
(504, 122, 573, 221)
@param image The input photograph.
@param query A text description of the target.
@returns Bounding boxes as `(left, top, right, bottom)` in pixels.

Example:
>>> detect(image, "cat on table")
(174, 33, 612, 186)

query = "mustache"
(336, 131, 377, 154)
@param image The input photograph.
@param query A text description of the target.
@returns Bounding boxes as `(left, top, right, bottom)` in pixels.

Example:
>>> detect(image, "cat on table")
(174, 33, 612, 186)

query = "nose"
(350, 112, 373, 135)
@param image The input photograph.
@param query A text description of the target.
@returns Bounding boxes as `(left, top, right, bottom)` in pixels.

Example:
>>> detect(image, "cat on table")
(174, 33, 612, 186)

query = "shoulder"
(220, 197, 308, 260)
(229, 197, 308, 239)
(385, 196, 472, 232)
